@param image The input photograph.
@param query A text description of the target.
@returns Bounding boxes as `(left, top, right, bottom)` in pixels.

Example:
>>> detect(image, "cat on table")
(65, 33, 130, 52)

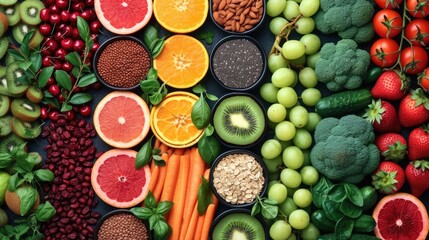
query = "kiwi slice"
(0, 95, 10, 117)
(0, 0, 18, 7)
(2, 4, 20, 26)
(212, 213, 265, 240)
(6, 63, 28, 96)
(213, 95, 266, 146)
(28, 29, 43, 48)
(0, 66, 9, 96)
(25, 85, 43, 103)
(11, 98, 40, 122)
(0, 37, 8, 60)
(0, 133, 25, 153)
(0, 115, 11, 136)
(10, 117, 41, 139)
(19, 0, 43, 26)
(12, 23, 35, 44)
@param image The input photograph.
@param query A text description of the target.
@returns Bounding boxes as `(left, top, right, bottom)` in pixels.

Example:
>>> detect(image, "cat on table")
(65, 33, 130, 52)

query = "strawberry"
(364, 99, 400, 133)
(374, 133, 407, 162)
(372, 161, 405, 194)
(408, 124, 429, 161)
(405, 160, 429, 197)
(398, 88, 429, 128)
(371, 70, 409, 101)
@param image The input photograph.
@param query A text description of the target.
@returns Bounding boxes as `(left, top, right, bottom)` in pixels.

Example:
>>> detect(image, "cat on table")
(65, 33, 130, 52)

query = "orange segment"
(151, 92, 203, 148)
(153, 0, 208, 33)
(154, 35, 209, 89)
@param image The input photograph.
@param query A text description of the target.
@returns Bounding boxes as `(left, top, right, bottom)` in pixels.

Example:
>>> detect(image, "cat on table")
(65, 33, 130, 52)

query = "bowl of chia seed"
(93, 36, 152, 90)
(210, 35, 266, 91)
(94, 209, 151, 240)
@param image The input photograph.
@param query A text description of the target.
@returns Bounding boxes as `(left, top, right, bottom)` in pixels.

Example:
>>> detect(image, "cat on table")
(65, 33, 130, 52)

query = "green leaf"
(8, 173, 20, 192)
(143, 25, 158, 48)
(204, 124, 214, 136)
(311, 177, 334, 208)
(69, 92, 92, 105)
(335, 216, 354, 240)
(345, 183, 364, 207)
(146, 68, 158, 81)
(149, 92, 163, 105)
(34, 169, 54, 182)
(263, 198, 278, 205)
(328, 184, 347, 203)
(17, 61, 33, 71)
(322, 200, 343, 222)
(42, 96, 60, 109)
(251, 201, 261, 216)
(140, 79, 160, 93)
(16, 154, 34, 172)
(65, 52, 82, 67)
(156, 201, 173, 215)
(197, 30, 214, 45)
(151, 37, 166, 58)
(37, 66, 54, 88)
(197, 177, 212, 215)
(71, 67, 80, 78)
(339, 199, 362, 218)
(197, 135, 221, 166)
(149, 214, 160, 230)
(55, 70, 72, 91)
(20, 31, 35, 57)
(153, 155, 166, 167)
(60, 103, 73, 112)
(135, 138, 153, 169)
(144, 192, 156, 209)
(206, 93, 218, 101)
(8, 49, 26, 62)
(260, 201, 278, 219)
(35, 202, 56, 222)
(17, 186, 37, 216)
(191, 93, 210, 129)
(153, 220, 171, 240)
(30, 52, 42, 73)
(77, 16, 90, 42)
(192, 84, 206, 94)
(131, 207, 153, 220)
(77, 73, 97, 87)
(0, 153, 12, 168)
(13, 224, 30, 237)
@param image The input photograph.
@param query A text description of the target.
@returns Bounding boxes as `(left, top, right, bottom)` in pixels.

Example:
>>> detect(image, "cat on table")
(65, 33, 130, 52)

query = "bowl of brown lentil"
(209, 149, 269, 208)
(93, 36, 152, 90)
(210, 35, 267, 91)
(94, 209, 151, 240)
(210, 0, 266, 35)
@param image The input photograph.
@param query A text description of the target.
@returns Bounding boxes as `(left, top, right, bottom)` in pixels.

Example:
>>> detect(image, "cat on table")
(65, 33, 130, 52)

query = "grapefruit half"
(373, 192, 429, 240)
(93, 91, 150, 149)
(94, 0, 152, 35)
(91, 149, 151, 208)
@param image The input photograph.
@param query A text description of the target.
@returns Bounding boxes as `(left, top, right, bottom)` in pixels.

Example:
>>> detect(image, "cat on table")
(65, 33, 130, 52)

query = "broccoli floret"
(310, 115, 380, 184)
(315, 39, 370, 92)
(315, 0, 375, 43)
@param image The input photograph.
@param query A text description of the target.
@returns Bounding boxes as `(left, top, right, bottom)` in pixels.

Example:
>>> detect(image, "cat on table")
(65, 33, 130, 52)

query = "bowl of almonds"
(210, 149, 268, 208)
(210, 0, 265, 34)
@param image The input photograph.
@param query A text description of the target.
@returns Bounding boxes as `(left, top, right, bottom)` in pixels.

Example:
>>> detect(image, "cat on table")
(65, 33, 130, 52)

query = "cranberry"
(62, 62, 73, 72)
(39, 23, 52, 36)
(79, 106, 91, 117)
(60, 10, 70, 22)
(85, 0, 94, 6)
(45, 39, 59, 52)
(55, 48, 68, 60)
(89, 21, 101, 33)
(66, 111, 75, 121)
(72, 2, 85, 12)
(49, 84, 61, 96)
(71, 28, 80, 39)
(73, 39, 84, 52)
(69, 12, 79, 25)
(49, 4, 59, 14)
(91, 42, 99, 52)
(61, 38, 74, 51)
(50, 14, 61, 24)
(40, 8, 51, 22)
(56, 0, 69, 9)
(47, 77, 55, 85)
(41, 107, 49, 120)
(42, 56, 52, 67)
(49, 111, 60, 121)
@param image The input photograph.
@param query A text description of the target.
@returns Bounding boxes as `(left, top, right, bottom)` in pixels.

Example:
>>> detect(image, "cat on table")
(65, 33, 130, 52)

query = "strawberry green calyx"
(395, 69, 410, 91)
(382, 141, 407, 162)
(410, 88, 429, 110)
(412, 160, 429, 171)
(372, 170, 399, 194)
(364, 99, 385, 124)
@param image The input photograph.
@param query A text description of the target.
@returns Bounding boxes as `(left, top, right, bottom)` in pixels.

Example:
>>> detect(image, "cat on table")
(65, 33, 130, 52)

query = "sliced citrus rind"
(93, 91, 151, 148)
(153, 0, 208, 33)
(150, 91, 203, 148)
(91, 149, 151, 208)
(153, 35, 209, 89)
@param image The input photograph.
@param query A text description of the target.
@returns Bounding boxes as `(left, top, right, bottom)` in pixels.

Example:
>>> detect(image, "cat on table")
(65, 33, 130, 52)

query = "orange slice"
(154, 35, 209, 89)
(150, 91, 203, 148)
(153, 0, 208, 33)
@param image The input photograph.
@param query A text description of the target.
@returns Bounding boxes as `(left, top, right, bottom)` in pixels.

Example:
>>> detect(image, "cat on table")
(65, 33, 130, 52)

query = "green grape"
(280, 168, 302, 188)
(274, 136, 293, 149)
(267, 0, 287, 17)
(264, 155, 283, 173)
(261, 139, 283, 159)
(279, 197, 297, 217)
(270, 220, 292, 240)
(272, 67, 296, 88)
(268, 53, 289, 73)
(260, 83, 280, 103)
(304, 112, 321, 132)
(299, 0, 320, 17)
(289, 54, 306, 66)
(300, 34, 321, 55)
(275, 121, 296, 141)
(286, 233, 297, 240)
(282, 40, 305, 60)
(292, 188, 312, 208)
(300, 165, 319, 186)
(268, 183, 288, 204)
(268, 103, 287, 123)
(282, 146, 304, 169)
(289, 209, 310, 230)
(295, 17, 315, 35)
(293, 128, 312, 149)
(268, 180, 280, 190)
(270, 17, 289, 35)
(301, 223, 321, 240)
(283, 0, 300, 20)
(306, 53, 320, 69)
(298, 67, 318, 88)
(289, 105, 308, 128)
(277, 87, 298, 107)
(301, 88, 321, 107)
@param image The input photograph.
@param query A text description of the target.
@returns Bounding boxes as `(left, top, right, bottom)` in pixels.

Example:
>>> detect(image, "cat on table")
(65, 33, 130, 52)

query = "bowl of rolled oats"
(210, 149, 268, 208)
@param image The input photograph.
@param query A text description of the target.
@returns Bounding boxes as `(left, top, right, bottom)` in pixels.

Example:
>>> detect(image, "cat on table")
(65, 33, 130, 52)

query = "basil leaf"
(156, 201, 173, 215)
(191, 93, 210, 129)
(8, 173, 19, 192)
(339, 199, 362, 218)
(16, 154, 34, 172)
(37, 66, 54, 87)
(69, 93, 92, 105)
(197, 177, 212, 215)
(65, 52, 82, 67)
(311, 176, 333, 208)
(192, 84, 206, 94)
(197, 135, 221, 166)
(151, 37, 166, 58)
(345, 183, 364, 207)
(130, 207, 154, 220)
(143, 25, 158, 48)
(14, 224, 30, 237)
(263, 198, 277, 205)
(77, 73, 97, 87)
(149, 214, 160, 230)
(144, 192, 156, 209)
(34, 169, 54, 182)
(146, 68, 158, 81)
(55, 70, 72, 91)
(205, 125, 214, 136)
(35, 202, 56, 222)
(260, 201, 278, 219)
(77, 16, 90, 42)
(140, 79, 160, 93)
(149, 92, 163, 105)
(30, 53, 42, 73)
(153, 219, 171, 240)
(206, 93, 218, 101)
(251, 201, 261, 216)
(335, 216, 354, 240)
(17, 186, 37, 216)
(328, 184, 347, 203)
(136, 139, 152, 169)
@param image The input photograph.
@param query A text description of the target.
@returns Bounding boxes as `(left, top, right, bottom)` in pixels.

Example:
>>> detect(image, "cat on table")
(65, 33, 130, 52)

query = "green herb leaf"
(77, 73, 97, 87)
(17, 186, 37, 216)
(30, 53, 42, 73)
(344, 183, 364, 207)
(0, 153, 12, 168)
(146, 68, 158, 81)
(197, 177, 212, 215)
(60, 103, 73, 112)
(16, 154, 34, 172)
(191, 93, 210, 129)
(339, 199, 362, 218)
(8, 49, 26, 62)
(136, 138, 153, 169)
(144, 192, 156, 209)
(35, 202, 56, 222)
(205, 125, 214, 136)
(311, 176, 333, 208)
(17, 61, 33, 71)
(8, 173, 19, 192)
(153, 155, 166, 167)
(329, 184, 347, 203)
(20, 31, 35, 56)
(34, 169, 54, 182)
(149, 92, 163, 105)
(263, 198, 277, 205)
(335, 216, 354, 240)
(131, 207, 154, 220)
(38, 66, 54, 88)
(260, 200, 278, 219)
(206, 93, 218, 101)
(197, 30, 215, 45)
(322, 200, 343, 222)
(65, 52, 82, 67)
(140, 79, 160, 93)
(77, 16, 90, 42)
(156, 201, 173, 215)
(192, 84, 206, 94)
(143, 25, 158, 48)
(55, 70, 72, 91)
(153, 219, 171, 240)
(251, 201, 261, 216)
(14, 224, 30, 237)
(151, 37, 166, 58)
(69, 92, 92, 105)
(197, 134, 221, 166)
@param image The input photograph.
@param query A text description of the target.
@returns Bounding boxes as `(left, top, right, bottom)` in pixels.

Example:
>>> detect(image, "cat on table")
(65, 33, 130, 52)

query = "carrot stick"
(153, 152, 170, 202)
(168, 153, 190, 240)
(200, 203, 218, 240)
(154, 138, 161, 149)
(148, 164, 159, 193)
(194, 212, 205, 240)
(183, 202, 199, 240)
(159, 142, 169, 154)
(160, 153, 181, 202)
(173, 148, 185, 155)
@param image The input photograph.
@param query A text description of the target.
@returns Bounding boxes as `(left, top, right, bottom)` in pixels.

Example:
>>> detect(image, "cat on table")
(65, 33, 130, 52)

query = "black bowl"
(209, 149, 269, 208)
(92, 36, 152, 90)
(209, 0, 266, 35)
(211, 92, 267, 148)
(210, 35, 267, 91)
(208, 208, 269, 240)
(93, 209, 152, 240)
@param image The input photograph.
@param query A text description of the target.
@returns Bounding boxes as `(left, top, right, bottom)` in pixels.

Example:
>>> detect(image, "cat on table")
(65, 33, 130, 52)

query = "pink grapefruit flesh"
(94, 0, 152, 35)
(91, 149, 151, 208)
(373, 192, 429, 240)
(93, 91, 150, 149)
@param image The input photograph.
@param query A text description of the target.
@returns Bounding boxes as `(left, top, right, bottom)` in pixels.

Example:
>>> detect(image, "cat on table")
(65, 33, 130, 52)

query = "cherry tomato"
(418, 67, 429, 91)
(375, 0, 403, 8)
(370, 38, 400, 67)
(405, 19, 429, 46)
(373, 9, 403, 38)
(400, 46, 428, 75)
(406, 0, 429, 18)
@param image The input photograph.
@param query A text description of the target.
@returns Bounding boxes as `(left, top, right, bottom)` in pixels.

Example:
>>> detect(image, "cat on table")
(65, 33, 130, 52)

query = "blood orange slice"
(91, 149, 151, 208)
(93, 91, 150, 148)
(373, 192, 429, 240)
(94, 0, 152, 35)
